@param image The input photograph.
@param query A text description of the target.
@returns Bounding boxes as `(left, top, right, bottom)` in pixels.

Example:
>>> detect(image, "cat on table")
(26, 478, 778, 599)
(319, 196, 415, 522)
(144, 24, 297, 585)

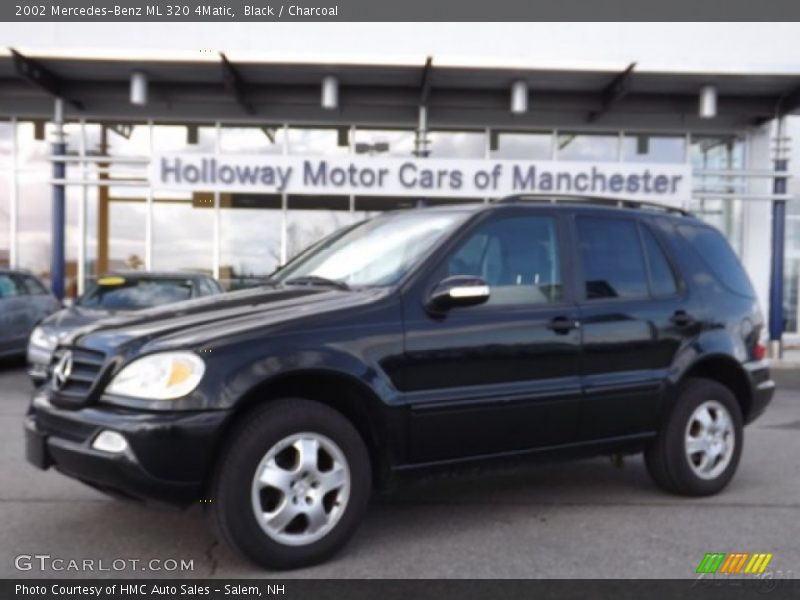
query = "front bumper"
(26, 391, 230, 506)
(744, 359, 775, 424)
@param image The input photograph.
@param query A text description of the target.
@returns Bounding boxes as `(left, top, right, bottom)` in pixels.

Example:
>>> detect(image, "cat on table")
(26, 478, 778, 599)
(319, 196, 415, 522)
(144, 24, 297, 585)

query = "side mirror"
(427, 275, 490, 311)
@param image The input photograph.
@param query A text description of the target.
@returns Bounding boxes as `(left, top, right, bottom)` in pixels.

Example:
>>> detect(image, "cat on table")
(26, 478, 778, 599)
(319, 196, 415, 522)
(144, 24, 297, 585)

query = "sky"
(2, 23, 800, 73)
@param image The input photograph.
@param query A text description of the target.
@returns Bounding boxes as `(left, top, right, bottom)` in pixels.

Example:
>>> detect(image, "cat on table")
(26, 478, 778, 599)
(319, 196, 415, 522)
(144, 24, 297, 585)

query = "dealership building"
(1, 45, 799, 351)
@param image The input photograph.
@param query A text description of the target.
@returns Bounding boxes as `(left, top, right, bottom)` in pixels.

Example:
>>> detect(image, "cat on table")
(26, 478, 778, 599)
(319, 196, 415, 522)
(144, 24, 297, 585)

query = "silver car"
(0, 269, 60, 360)
(27, 271, 224, 383)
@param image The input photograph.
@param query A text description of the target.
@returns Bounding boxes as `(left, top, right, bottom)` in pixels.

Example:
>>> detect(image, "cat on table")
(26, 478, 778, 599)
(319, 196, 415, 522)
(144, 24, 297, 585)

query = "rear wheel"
(211, 399, 371, 569)
(645, 378, 743, 496)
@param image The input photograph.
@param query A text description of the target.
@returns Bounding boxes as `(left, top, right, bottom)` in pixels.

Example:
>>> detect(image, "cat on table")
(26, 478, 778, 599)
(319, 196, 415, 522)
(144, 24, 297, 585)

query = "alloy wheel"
(250, 432, 351, 547)
(684, 400, 736, 481)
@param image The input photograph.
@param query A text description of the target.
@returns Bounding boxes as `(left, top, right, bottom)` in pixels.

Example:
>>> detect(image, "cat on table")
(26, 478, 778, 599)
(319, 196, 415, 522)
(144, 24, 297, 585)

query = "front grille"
(49, 346, 108, 408)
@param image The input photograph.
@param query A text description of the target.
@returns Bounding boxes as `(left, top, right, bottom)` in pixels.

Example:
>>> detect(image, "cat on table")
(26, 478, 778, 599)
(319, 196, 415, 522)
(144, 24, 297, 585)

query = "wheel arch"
(207, 368, 397, 493)
(676, 354, 753, 420)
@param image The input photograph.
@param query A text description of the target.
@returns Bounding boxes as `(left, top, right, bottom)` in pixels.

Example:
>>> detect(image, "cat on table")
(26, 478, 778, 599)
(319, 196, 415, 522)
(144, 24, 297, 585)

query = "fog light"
(92, 430, 128, 454)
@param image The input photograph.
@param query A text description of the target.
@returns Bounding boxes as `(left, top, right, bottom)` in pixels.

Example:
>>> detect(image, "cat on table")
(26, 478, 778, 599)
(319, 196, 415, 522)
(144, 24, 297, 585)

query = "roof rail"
(494, 194, 690, 216)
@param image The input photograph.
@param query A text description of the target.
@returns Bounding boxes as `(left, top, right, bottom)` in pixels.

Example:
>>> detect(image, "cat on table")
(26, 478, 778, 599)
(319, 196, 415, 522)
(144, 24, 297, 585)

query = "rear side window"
(576, 217, 649, 300)
(19, 275, 49, 296)
(677, 223, 755, 298)
(641, 226, 678, 296)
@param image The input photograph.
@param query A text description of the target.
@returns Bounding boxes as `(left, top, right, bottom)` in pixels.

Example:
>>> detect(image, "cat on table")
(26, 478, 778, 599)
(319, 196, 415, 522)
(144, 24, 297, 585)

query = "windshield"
(78, 277, 194, 309)
(274, 210, 470, 287)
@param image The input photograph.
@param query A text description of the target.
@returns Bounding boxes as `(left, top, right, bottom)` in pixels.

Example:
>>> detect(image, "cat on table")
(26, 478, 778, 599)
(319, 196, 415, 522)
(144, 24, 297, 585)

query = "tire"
(211, 398, 371, 570)
(645, 378, 743, 496)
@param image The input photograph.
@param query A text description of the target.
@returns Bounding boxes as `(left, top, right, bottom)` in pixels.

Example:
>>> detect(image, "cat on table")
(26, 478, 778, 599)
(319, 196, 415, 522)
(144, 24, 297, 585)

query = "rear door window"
(641, 226, 678, 296)
(576, 217, 649, 300)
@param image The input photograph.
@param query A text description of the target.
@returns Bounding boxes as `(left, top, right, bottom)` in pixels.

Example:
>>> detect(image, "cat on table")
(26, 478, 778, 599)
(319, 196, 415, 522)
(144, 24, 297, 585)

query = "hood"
(69, 285, 388, 355)
(42, 305, 124, 332)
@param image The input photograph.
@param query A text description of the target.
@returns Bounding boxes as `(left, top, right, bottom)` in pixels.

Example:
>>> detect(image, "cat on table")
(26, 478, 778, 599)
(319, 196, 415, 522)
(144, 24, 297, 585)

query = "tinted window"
(0, 274, 21, 298)
(197, 278, 221, 296)
(577, 217, 648, 300)
(641, 226, 678, 296)
(447, 215, 562, 305)
(678, 224, 755, 298)
(207, 278, 222, 294)
(19, 275, 48, 296)
(78, 278, 194, 309)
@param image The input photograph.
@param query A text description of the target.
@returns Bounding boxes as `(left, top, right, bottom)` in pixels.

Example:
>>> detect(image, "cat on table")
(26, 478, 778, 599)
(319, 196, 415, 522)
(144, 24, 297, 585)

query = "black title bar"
(4, 0, 800, 21)
(5, 579, 800, 600)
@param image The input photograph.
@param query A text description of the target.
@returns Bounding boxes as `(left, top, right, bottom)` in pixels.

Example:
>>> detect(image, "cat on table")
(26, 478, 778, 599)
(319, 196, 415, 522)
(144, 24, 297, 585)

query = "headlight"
(29, 326, 58, 351)
(105, 352, 205, 400)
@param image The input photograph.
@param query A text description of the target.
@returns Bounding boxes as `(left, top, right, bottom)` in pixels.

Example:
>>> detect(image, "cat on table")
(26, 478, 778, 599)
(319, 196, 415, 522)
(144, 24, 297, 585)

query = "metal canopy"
(1, 51, 799, 129)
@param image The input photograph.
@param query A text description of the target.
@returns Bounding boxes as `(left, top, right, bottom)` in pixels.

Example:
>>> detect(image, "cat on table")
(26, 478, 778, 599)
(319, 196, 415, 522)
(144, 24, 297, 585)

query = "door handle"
(547, 316, 580, 334)
(671, 310, 694, 327)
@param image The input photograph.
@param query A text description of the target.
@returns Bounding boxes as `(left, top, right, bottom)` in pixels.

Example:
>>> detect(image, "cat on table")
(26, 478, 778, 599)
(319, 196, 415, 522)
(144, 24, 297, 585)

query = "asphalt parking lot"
(1, 360, 798, 580)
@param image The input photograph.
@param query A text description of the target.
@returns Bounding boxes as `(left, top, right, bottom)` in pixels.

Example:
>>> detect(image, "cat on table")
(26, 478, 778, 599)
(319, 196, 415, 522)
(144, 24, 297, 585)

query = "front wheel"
(645, 378, 743, 496)
(211, 399, 371, 569)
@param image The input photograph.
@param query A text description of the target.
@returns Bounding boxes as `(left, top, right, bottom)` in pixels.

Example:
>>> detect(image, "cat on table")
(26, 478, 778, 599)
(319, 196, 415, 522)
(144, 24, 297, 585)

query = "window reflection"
(577, 217, 650, 299)
(289, 128, 349, 156)
(689, 134, 746, 254)
(447, 215, 563, 305)
(220, 194, 282, 290)
(102, 123, 151, 157)
(0, 116, 767, 307)
(152, 124, 216, 154)
(220, 126, 285, 155)
(557, 133, 619, 161)
(687, 197, 743, 254)
(427, 131, 486, 158)
(691, 134, 744, 170)
(151, 193, 214, 275)
(490, 132, 552, 160)
(16, 122, 55, 280)
(104, 186, 148, 274)
(286, 196, 351, 261)
(352, 129, 414, 157)
(691, 134, 746, 195)
(623, 134, 685, 163)
(80, 124, 149, 287)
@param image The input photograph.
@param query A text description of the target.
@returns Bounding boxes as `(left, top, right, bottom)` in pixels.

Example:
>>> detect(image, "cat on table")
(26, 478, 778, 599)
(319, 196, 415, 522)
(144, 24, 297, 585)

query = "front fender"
(220, 344, 400, 411)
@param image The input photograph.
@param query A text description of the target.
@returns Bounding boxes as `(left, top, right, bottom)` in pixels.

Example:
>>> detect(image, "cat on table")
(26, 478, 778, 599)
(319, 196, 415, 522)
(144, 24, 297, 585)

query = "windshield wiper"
(283, 276, 350, 291)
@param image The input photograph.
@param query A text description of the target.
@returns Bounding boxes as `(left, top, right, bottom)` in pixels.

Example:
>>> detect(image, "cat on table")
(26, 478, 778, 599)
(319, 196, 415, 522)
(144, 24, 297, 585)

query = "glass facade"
(689, 134, 747, 254)
(557, 133, 619, 161)
(491, 132, 553, 160)
(0, 119, 782, 314)
(622, 134, 685, 164)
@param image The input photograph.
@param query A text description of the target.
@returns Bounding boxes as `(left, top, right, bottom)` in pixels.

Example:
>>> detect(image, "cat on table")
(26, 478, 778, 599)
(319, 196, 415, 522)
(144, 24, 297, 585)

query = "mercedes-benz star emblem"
(52, 351, 74, 390)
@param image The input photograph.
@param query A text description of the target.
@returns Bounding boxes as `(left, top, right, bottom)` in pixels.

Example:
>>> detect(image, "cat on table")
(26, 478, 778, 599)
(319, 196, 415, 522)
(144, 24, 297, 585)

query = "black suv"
(25, 196, 774, 569)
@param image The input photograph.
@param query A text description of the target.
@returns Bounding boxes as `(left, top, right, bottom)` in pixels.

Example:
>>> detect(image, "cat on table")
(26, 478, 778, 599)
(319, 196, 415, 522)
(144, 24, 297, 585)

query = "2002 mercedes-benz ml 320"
(26, 196, 774, 569)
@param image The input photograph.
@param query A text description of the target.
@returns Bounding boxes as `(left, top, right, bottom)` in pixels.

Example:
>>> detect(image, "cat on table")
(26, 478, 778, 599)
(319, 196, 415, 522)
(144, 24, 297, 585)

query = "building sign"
(151, 154, 691, 204)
